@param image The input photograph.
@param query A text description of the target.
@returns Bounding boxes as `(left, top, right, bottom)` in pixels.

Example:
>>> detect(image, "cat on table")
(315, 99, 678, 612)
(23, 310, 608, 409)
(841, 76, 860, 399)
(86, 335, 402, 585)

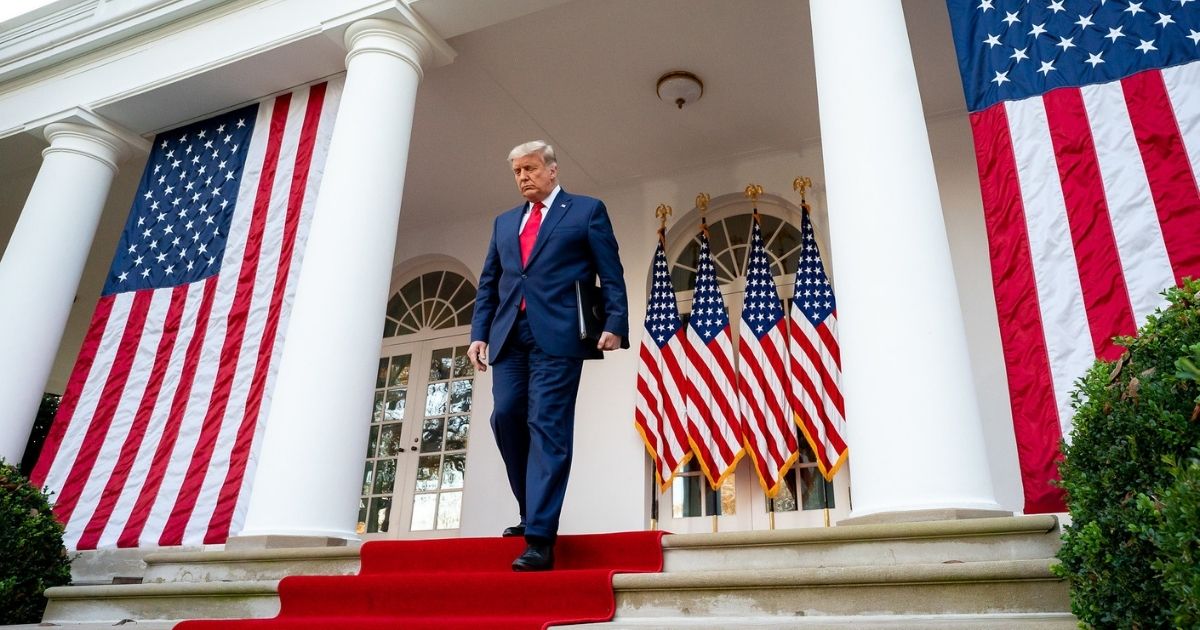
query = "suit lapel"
(500, 205, 525, 271)
(524, 191, 571, 269)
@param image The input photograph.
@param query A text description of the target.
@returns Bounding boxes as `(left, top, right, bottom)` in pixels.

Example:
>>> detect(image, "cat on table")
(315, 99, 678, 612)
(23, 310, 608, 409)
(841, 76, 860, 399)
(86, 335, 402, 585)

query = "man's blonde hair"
(507, 140, 557, 166)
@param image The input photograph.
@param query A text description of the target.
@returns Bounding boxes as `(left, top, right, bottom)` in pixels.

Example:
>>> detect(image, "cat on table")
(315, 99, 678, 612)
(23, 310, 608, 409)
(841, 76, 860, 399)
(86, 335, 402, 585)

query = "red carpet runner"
(176, 531, 665, 629)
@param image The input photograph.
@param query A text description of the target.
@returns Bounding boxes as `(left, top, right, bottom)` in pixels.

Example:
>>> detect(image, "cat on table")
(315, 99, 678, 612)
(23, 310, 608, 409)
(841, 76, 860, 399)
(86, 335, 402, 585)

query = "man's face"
(512, 153, 558, 203)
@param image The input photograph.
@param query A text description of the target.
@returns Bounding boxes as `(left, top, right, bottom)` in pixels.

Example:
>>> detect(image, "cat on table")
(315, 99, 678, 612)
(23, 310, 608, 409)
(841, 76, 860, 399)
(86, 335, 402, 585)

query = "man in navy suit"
(467, 141, 628, 571)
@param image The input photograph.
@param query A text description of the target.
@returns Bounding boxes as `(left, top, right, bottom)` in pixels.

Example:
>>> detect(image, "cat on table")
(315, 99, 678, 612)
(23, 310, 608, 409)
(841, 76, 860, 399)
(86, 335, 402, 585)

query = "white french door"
(359, 327, 476, 539)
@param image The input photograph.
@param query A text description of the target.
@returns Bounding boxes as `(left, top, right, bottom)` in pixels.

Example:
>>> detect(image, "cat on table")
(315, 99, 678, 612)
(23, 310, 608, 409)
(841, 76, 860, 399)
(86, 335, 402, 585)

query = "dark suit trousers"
(490, 311, 584, 542)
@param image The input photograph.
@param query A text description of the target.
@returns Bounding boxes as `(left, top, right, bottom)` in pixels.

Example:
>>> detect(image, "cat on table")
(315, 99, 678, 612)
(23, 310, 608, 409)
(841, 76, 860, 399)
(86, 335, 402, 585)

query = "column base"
(225, 535, 355, 550)
(838, 508, 1013, 527)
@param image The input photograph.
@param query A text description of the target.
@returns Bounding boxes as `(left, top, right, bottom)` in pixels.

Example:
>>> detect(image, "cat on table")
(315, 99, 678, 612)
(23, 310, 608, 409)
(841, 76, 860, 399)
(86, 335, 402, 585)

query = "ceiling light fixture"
(656, 70, 704, 110)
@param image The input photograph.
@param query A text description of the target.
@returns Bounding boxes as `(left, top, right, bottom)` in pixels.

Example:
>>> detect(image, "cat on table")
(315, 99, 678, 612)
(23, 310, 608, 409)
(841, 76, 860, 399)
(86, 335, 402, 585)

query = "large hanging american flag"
(634, 234, 692, 491)
(30, 79, 342, 549)
(683, 226, 743, 488)
(737, 212, 799, 497)
(947, 0, 1200, 512)
(788, 209, 846, 481)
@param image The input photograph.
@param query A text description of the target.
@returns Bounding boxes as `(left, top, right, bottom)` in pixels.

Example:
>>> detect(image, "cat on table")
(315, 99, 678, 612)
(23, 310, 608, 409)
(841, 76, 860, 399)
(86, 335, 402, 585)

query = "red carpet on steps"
(176, 531, 665, 629)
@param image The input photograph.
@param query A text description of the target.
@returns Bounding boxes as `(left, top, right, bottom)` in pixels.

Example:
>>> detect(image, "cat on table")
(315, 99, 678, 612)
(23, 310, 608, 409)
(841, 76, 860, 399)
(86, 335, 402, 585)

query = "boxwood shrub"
(0, 460, 72, 624)
(1056, 279, 1200, 628)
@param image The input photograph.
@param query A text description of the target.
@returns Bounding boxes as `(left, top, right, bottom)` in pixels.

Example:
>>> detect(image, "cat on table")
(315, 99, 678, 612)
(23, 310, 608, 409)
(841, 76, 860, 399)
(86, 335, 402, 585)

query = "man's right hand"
(467, 341, 488, 373)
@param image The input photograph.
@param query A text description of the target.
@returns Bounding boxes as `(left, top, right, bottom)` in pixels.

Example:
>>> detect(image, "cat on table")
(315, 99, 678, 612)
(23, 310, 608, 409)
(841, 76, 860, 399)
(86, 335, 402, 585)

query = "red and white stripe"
(683, 325, 743, 488)
(634, 329, 691, 490)
(737, 318, 797, 497)
(971, 62, 1200, 513)
(30, 79, 342, 549)
(787, 305, 846, 480)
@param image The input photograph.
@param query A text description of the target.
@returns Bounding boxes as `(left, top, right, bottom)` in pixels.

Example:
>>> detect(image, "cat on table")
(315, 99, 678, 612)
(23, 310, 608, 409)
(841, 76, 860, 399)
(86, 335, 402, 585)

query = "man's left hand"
(597, 332, 622, 351)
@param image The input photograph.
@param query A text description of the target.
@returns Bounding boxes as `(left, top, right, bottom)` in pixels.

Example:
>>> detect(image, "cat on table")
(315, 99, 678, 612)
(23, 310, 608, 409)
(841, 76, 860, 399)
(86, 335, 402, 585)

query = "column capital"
(343, 18, 433, 82)
(42, 122, 132, 174)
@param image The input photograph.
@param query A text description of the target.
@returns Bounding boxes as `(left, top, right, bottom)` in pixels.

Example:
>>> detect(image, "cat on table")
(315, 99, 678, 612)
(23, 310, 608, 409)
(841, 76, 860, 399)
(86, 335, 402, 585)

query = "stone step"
(612, 558, 1069, 619)
(42, 581, 279, 623)
(580, 613, 1079, 628)
(662, 515, 1061, 572)
(141, 546, 360, 583)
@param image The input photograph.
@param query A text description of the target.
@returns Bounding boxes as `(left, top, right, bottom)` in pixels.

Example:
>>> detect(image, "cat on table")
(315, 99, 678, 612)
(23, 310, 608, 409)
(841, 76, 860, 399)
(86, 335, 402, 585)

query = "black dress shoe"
(512, 543, 554, 571)
(502, 525, 525, 537)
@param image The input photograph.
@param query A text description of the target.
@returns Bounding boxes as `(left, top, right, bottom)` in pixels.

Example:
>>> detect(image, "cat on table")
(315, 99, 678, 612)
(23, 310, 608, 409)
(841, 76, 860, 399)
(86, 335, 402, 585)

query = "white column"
(809, 0, 1004, 519)
(0, 123, 130, 465)
(239, 19, 432, 541)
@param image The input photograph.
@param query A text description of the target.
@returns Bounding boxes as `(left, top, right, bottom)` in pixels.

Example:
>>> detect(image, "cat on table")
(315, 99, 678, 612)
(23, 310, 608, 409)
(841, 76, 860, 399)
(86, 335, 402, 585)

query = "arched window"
(669, 212, 803, 293)
(383, 270, 475, 337)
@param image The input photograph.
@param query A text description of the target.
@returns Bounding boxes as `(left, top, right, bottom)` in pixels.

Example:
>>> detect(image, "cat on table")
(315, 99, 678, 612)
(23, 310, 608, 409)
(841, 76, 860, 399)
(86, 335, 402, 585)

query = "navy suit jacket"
(471, 190, 629, 363)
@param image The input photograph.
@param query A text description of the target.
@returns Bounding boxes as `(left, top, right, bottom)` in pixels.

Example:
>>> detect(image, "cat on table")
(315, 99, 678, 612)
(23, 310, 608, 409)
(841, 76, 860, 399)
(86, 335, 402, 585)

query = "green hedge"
(0, 460, 72, 624)
(1056, 280, 1200, 628)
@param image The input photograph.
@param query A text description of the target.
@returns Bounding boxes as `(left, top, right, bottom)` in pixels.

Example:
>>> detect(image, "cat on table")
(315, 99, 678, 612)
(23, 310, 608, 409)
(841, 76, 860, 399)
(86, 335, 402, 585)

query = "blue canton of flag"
(741, 217, 785, 337)
(950, 0, 1200, 112)
(792, 213, 835, 326)
(688, 230, 730, 341)
(103, 103, 259, 295)
(646, 242, 683, 347)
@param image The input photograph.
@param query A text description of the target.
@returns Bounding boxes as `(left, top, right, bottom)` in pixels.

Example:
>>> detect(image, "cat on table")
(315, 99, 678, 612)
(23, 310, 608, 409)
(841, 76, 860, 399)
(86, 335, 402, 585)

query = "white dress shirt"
(519, 185, 561, 232)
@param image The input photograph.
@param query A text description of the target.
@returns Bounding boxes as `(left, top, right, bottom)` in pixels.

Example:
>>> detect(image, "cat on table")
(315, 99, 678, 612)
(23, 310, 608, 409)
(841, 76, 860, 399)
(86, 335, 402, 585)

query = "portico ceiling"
(398, 0, 965, 228)
(0, 0, 966, 231)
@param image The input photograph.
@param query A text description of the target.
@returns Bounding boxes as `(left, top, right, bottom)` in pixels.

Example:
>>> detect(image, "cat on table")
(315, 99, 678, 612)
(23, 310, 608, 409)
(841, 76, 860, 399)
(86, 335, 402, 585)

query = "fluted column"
(809, 0, 1006, 520)
(239, 19, 433, 541)
(0, 123, 131, 465)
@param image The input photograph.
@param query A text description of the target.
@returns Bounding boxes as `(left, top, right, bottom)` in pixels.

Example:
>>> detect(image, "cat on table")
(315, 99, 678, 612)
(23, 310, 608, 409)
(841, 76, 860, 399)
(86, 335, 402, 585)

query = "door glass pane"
(445, 416, 469, 451)
(410, 494, 436, 531)
(430, 348, 452, 380)
(799, 466, 835, 511)
(668, 459, 735, 518)
(385, 389, 406, 421)
(376, 358, 388, 389)
(416, 455, 440, 491)
(425, 383, 447, 416)
(770, 469, 799, 512)
(450, 380, 472, 413)
(362, 462, 374, 495)
(388, 355, 411, 387)
(420, 418, 445, 453)
(437, 492, 463, 529)
(379, 423, 403, 457)
(373, 459, 396, 495)
(671, 474, 703, 518)
(368, 496, 391, 533)
(441, 454, 465, 490)
(366, 425, 380, 458)
(452, 348, 474, 377)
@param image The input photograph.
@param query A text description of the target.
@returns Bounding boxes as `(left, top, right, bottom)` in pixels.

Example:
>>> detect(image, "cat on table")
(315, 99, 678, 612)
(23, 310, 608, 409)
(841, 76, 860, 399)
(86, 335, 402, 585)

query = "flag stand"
(822, 479, 832, 528)
(768, 497, 776, 530)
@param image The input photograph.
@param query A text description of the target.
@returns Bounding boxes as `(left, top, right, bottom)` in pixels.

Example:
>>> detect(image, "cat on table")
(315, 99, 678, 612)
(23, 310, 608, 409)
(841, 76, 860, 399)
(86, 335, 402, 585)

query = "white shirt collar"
(527, 185, 561, 213)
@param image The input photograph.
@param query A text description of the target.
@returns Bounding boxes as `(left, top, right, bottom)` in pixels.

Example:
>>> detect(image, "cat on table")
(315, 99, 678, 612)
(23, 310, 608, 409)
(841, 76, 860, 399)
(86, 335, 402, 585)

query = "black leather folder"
(575, 280, 605, 341)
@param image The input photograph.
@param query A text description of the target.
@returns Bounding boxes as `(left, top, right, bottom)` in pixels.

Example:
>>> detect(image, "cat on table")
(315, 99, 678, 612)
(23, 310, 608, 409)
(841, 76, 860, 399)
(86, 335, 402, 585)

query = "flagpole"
(795, 174, 832, 530)
(649, 202, 674, 533)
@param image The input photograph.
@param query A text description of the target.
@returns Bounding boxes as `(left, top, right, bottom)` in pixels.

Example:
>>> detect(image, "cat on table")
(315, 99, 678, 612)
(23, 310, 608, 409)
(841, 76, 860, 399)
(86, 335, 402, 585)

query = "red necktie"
(519, 202, 544, 310)
(520, 201, 544, 266)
